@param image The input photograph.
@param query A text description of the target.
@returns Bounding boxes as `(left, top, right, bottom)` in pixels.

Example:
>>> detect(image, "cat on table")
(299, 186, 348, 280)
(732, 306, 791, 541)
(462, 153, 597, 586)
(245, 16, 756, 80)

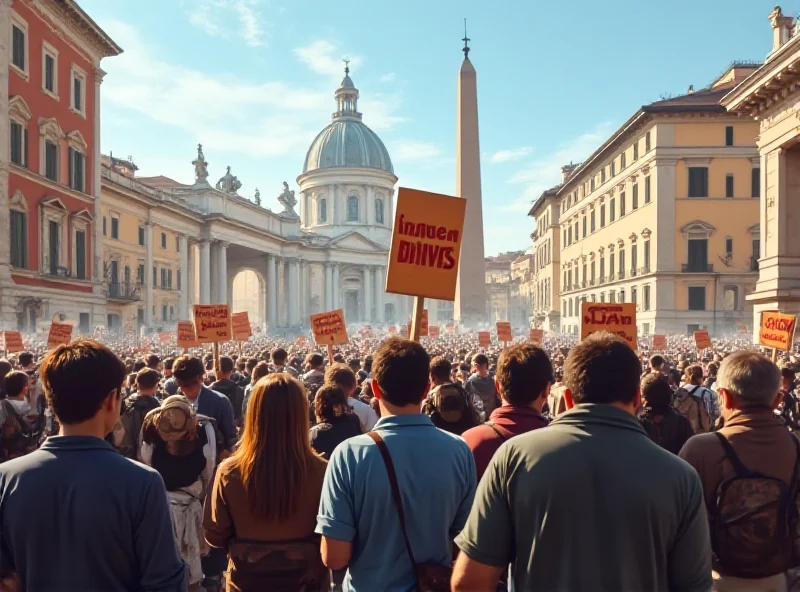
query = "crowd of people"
(0, 326, 798, 591)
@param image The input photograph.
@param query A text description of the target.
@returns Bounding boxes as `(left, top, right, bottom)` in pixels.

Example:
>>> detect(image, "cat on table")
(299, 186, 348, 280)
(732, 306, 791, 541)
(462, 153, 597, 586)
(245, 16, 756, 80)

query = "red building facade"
(1, 0, 120, 333)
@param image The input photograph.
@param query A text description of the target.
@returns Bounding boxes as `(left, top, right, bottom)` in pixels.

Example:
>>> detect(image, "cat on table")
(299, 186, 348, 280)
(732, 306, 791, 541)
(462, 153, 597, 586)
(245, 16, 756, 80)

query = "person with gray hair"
(680, 351, 799, 591)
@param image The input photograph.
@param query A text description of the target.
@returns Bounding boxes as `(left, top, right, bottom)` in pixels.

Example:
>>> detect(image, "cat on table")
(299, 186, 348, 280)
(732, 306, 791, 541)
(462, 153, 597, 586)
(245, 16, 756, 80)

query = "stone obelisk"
(454, 26, 487, 327)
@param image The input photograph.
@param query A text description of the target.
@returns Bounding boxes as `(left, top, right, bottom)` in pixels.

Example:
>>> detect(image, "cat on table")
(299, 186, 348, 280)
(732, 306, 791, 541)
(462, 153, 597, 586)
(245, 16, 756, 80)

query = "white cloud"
(187, 0, 267, 47)
(486, 146, 532, 164)
(293, 40, 362, 77)
(379, 72, 396, 83)
(390, 141, 442, 163)
(233, 1, 265, 47)
(502, 122, 616, 213)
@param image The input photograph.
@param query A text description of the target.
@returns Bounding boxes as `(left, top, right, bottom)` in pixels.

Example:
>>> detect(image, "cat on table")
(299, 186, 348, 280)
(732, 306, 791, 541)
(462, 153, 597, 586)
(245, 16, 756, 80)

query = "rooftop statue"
(192, 143, 209, 186)
(216, 166, 242, 195)
(278, 181, 298, 217)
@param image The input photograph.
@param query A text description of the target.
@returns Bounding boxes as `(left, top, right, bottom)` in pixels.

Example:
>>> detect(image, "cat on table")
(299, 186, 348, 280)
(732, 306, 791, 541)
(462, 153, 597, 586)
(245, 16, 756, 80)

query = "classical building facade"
(535, 64, 761, 336)
(485, 251, 528, 326)
(0, 0, 120, 332)
(528, 181, 565, 331)
(722, 7, 800, 326)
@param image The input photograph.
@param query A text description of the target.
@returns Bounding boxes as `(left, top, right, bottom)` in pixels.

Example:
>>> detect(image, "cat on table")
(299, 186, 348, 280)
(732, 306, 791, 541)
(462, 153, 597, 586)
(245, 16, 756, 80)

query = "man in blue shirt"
(317, 337, 476, 591)
(0, 340, 185, 591)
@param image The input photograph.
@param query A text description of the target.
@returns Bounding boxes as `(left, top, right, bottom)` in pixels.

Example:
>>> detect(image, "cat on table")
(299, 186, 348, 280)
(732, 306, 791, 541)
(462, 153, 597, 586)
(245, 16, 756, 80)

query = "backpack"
(710, 432, 800, 578)
(425, 383, 478, 435)
(0, 400, 39, 461)
(212, 380, 245, 422)
(116, 395, 161, 459)
(672, 385, 710, 434)
(302, 373, 326, 426)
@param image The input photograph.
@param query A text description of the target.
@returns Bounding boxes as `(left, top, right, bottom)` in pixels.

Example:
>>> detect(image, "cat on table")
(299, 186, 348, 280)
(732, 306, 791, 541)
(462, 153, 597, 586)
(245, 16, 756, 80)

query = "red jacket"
(461, 405, 549, 479)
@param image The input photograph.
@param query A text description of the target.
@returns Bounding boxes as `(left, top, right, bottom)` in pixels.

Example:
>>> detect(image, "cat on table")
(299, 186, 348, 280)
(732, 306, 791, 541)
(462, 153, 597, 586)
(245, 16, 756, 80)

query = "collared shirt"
(0, 436, 185, 591)
(316, 414, 476, 592)
(456, 404, 712, 592)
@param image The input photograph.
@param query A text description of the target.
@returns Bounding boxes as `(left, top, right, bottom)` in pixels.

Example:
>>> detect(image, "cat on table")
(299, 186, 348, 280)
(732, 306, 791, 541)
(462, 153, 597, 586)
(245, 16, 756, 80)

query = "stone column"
(266, 254, 278, 328)
(199, 240, 211, 304)
(144, 223, 154, 326)
(92, 67, 105, 284)
(374, 266, 384, 323)
(187, 240, 196, 307)
(299, 260, 308, 321)
(324, 264, 333, 310)
(332, 264, 341, 310)
(0, 0, 12, 282)
(216, 241, 228, 305)
(288, 258, 300, 326)
(178, 235, 189, 319)
(363, 266, 373, 322)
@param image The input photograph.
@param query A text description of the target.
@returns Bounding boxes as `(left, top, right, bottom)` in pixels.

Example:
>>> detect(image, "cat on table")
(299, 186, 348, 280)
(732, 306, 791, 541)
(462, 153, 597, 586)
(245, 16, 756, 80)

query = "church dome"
(302, 68, 394, 175)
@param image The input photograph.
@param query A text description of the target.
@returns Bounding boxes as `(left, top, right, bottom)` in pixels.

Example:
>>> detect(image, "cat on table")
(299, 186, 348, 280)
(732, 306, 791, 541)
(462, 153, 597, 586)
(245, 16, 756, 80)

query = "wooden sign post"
(758, 311, 797, 363)
(310, 309, 348, 363)
(580, 303, 637, 349)
(193, 304, 232, 373)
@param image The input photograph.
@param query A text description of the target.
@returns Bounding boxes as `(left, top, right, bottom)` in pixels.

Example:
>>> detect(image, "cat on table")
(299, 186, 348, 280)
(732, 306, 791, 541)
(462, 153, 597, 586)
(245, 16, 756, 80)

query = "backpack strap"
(714, 432, 756, 478)
(485, 421, 508, 442)
(367, 431, 422, 591)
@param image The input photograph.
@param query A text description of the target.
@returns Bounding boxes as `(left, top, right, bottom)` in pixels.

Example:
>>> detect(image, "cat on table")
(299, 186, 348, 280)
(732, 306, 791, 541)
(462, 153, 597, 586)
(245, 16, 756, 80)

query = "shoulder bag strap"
(367, 432, 421, 589)
(714, 432, 752, 477)
(485, 421, 508, 442)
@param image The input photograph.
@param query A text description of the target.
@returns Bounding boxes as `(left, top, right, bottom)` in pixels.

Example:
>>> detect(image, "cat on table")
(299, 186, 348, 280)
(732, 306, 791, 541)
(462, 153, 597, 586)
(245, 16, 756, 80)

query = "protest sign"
(158, 332, 171, 345)
(694, 330, 712, 350)
(2, 331, 23, 353)
(759, 311, 797, 352)
(47, 323, 73, 348)
(529, 328, 544, 345)
(193, 304, 232, 343)
(232, 312, 252, 341)
(497, 322, 512, 342)
(651, 334, 668, 351)
(310, 309, 348, 345)
(580, 303, 637, 348)
(478, 331, 491, 348)
(385, 187, 467, 301)
(429, 325, 440, 338)
(177, 322, 198, 349)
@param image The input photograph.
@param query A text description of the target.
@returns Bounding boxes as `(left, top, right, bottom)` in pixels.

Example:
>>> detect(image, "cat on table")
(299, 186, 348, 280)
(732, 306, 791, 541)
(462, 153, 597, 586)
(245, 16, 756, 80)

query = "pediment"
(72, 208, 94, 222)
(328, 231, 388, 252)
(41, 197, 68, 211)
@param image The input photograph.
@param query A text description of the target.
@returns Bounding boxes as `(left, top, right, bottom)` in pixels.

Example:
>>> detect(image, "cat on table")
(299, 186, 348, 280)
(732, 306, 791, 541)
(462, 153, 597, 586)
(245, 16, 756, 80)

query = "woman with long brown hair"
(203, 374, 328, 591)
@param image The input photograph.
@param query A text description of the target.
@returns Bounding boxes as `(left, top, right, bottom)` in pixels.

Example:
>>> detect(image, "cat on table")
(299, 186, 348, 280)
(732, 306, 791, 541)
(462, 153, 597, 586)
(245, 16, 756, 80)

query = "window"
(567, 226, 572, 245)
(71, 66, 87, 116)
(153, 266, 157, 286)
(726, 237, 733, 256)
(610, 198, 616, 222)
(631, 245, 638, 274)
(75, 230, 86, 280)
(161, 232, 167, 249)
(347, 194, 359, 221)
(632, 184, 639, 209)
(162, 305, 168, 320)
(137, 264, 145, 284)
(600, 257, 605, 282)
(752, 238, 760, 270)
(11, 20, 26, 74)
(111, 217, 119, 240)
(644, 286, 651, 311)
(688, 286, 706, 310)
(610, 291, 616, 303)
(633, 142, 639, 161)
(590, 210, 596, 233)
(725, 174, 734, 198)
(631, 287, 637, 305)
(611, 160, 616, 176)
(582, 216, 587, 238)
(574, 221, 578, 241)
(620, 289, 625, 302)
(725, 126, 734, 146)
(600, 205, 605, 227)
(688, 167, 709, 197)
(723, 286, 739, 311)
(176, 236, 180, 252)
(620, 192, 626, 216)
(687, 238, 708, 271)
(10, 210, 27, 268)
(42, 42, 58, 97)
(44, 140, 58, 181)
(645, 176, 651, 204)
(48, 220, 59, 275)
(600, 292, 605, 303)
(136, 226, 143, 246)
(601, 168, 606, 183)
(582, 264, 587, 285)
(168, 269, 173, 289)
(103, 217, 107, 236)
(10, 120, 27, 167)
(68, 147, 85, 192)
(591, 261, 596, 283)
(375, 198, 384, 224)
(609, 253, 615, 279)
(590, 178, 595, 192)
(178, 269, 183, 290)
(619, 249, 625, 277)
(752, 168, 760, 198)
(644, 240, 651, 271)
(621, 152, 626, 169)
(161, 268, 167, 288)
(170, 306, 174, 320)
(79, 313, 90, 335)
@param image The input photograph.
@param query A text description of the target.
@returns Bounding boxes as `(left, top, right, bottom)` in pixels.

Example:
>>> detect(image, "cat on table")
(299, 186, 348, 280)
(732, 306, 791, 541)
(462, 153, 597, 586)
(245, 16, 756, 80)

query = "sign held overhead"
(580, 303, 637, 348)
(310, 309, 348, 345)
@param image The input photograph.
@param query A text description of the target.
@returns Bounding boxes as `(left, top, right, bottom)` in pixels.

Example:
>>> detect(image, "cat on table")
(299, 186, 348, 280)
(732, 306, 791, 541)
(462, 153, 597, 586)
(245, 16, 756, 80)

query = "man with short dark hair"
(146, 353, 161, 371)
(325, 363, 377, 432)
(317, 338, 475, 591)
(0, 340, 185, 590)
(270, 347, 299, 377)
(210, 356, 245, 423)
(649, 354, 666, 374)
(465, 353, 498, 420)
(453, 332, 711, 591)
(639, 373, 693, 455)
(461, 344, 552, 478)
(424, 356, 478, 435)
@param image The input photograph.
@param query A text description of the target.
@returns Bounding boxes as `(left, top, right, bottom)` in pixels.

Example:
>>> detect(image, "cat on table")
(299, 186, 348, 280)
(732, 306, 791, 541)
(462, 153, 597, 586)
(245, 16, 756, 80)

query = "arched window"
(347, 194, 359, 221)
(375, 198, 384, 224)
(318, 197, 327, 223)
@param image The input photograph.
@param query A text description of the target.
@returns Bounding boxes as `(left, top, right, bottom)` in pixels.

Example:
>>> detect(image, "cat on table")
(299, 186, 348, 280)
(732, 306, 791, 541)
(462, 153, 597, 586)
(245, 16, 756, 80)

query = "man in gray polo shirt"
(453, 332, 712, 592)
(0, 340, 185, 591)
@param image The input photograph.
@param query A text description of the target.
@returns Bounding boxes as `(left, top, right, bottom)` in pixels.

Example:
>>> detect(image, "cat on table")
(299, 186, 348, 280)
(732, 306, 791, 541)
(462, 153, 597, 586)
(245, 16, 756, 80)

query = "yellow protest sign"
(478, 331, 491, 348)
(232, 312, 252, 341)
(193, 304, 232, 343)
(529, 328, 544, 345)
(2, 331, 23, 353)
(759, 311, 797, 351)
(385, 187, 467, 301)
(694, 330, 712, 350)
(651, 334, 668, 351)
(177, 321, 198, 349)
(497, 322, 512, 342)
(310, 309, 348, 345)
(47, 323, 73, 348)
(580, 303, 637, 348)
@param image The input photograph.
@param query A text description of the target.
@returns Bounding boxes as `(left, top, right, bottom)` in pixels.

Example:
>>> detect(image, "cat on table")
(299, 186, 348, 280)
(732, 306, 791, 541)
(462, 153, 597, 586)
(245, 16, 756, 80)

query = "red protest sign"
(694, 330, 712, 350)
(177, 321, 198, 349)
(529, 328, 544, 345)
(47, 323, 73, 348)
(478, 331, 491, 348)
(2, 331, 23, 353)
(497, 322, 512, 342)
(232, 312, 252, 341)
(580, 303, 637, 348)
(193, 304, 232, 343)
(651, 334, 667, 351)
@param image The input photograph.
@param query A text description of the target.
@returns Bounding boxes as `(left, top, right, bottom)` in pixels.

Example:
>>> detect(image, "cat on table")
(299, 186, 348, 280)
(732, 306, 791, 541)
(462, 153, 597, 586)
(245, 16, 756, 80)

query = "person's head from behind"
(246, 357, 258, 374)
(146, 353, 161, 370)
(496, 344, 553, 408)
(251, 361, 270, 384)
(364, 355, 373, 373)
(4, 371, 29, 400)
(18, 352, 34, 369)
(271, 347, 288, 367)
(218, 356, 234, 379)
(641, 373, 673, 413)
(136, 367, 161, 395)
(0, 360, 12, 395)
(649, 355, 665, 373)
(717, 352, 781, 420)
(667, 368, 682, 390)
(371, 338, 430, 410)
(305, 353, 324, 371)
(564, 332, 641, 412)
(163, 357, 175, 377)
(133, 359, 146, 373)
(314, 384, 349, 424)
(172, 355, 205, 399)
(684, 364, 704, 386)
(429, 356, 452, 386)
(40, 340, 126, 434)
(781, 367, 796, 393)
(234, 374, 313, 520)
(325, 363, 357, 397)
(707, 361, 719, 378)
(348, 358, 361, 373)
(473, 354, 489, 375)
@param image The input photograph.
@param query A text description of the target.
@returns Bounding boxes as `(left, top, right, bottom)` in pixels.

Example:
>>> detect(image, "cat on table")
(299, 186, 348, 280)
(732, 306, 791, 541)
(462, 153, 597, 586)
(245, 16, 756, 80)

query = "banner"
(478, 331, 491, 348)
(310, 309, 348, 345)
(694, 330, 712, 350)
(385, 187, 467, 300)
(232, 311, 252, 341)
(497, 322, 512, 342)
(177, 321, 198, 349)
(529, 328, 544, 345)
(193, 304, 232, 343)
(428, 325, 440, 338)
(580, 303, 637, 348)
(759, 311, 797, 351)
(2, 331, 23, 353)
(651, 334, 668, 351)
(47, 323, 73, 348)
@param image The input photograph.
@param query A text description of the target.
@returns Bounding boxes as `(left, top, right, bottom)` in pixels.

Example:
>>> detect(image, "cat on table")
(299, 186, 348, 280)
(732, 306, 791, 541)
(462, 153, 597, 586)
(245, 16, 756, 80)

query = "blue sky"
(81, 0, 790, 255)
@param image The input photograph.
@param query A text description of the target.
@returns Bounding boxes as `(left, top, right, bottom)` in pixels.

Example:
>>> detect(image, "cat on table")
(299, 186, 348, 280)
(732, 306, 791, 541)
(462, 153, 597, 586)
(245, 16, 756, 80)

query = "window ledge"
(43, 88, 59, 101)
(68, 105, 86, 119)
(10, 64, 29, 81)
